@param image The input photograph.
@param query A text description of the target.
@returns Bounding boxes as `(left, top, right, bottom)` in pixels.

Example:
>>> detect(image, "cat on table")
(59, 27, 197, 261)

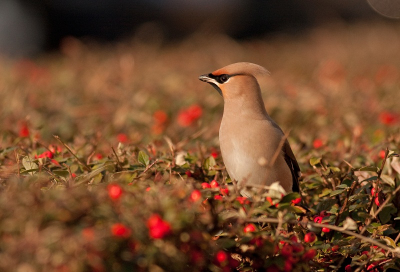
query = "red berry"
(190, 190, 202, 202)
(361, 251, 369, 256)
(304, 232, 317, 243)
(147, 214, 171, 239)
(201, 182, 211, 189)
(117, 133, 128, 143)
(236, 196, 250, 205)
(187, 104, 203, 119)
(229, 257, 240, 268)
(280, 244, 293, 257)
(313, 139, 323, 149)
(379, 150, 386, 159)
(177, 104, 203, 127)
(313, 216, 323, 224)
(108, 184, 123, 200)
(292, 243, 304, 253)
(290, 235, 299, 243)
(220, 187, 229, 195)
(291, 197, 301, 205)
(111, 223, 131, 238)
(374, 197, 381, 206)
(153, 110, 168, 124)
(214, 195, 223, 200)
(185, 170, 192, 177)
(250, 237, 264, 247)
(36, 150, 54, 159)
(215, 250, 228, 264)
(267, 197, 279, 207)
(243, 224, 256, 233)
(322, 226, 331, 233)
(331, 245, 339, 252)
(345, 264, 352, 272)
(284, 259, 293, 272)
(19, 124, 30, 137)
(210, 180, 219, 188)
(303, 248, 317, 261)
(371, 245, 385, 253)
(379, 111, 398, 126)
(319, 210, 331, 217)
(288, 256, 299, 264)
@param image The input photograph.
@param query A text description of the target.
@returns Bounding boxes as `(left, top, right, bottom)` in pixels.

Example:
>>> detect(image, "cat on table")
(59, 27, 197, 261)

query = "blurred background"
(1, 0, 400, 147)
(0, 0, 399, 57)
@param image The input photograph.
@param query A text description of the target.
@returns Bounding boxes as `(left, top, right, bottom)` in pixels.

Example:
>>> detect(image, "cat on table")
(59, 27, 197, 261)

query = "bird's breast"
(218, 116, 290, 189)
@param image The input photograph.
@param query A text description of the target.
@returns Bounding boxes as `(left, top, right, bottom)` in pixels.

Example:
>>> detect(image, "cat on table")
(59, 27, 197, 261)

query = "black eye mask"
(208, 73, 230, 84)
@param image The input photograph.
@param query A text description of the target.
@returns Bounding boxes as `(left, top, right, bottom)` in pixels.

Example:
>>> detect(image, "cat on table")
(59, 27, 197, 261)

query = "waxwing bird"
(199, 62, 300, 197)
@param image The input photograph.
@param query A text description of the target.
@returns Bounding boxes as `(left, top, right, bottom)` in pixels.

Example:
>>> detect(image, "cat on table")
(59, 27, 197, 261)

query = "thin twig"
(142, 159, 160, 174)
(274, 211, 285, 238)
(54, 135, 91, 171)
(14, 150, 20, 178)
(372, 185, 400, 219)
(111, 147, 123, 171)
(360, 148, 392, 236)
(86, 150, 96, 165)
(334, 179, 358, 228)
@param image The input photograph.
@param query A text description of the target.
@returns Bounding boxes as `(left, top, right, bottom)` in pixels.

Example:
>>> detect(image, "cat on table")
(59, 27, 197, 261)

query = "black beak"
(198, 74, 223, 96)
(198, 74, 213, 83)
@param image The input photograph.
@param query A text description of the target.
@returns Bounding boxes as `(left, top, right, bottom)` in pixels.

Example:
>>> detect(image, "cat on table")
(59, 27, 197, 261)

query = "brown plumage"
(199, 62, 300, 196)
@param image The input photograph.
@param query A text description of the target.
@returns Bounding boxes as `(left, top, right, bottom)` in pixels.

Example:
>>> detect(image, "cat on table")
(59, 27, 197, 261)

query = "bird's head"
(199, 62, 269, 99)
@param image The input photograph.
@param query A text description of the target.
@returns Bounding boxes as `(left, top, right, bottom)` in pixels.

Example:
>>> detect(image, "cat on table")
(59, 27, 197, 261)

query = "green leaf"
(362, 176, 378, 182)
(359, 166, 379, 172)
(381, 175, 395, 187)
(138, 151, 149, 166)
(381, 236, 396, 248)
(310, 157, 321, 166)
(52, 170, 70, 177)
(316, 199, 337, 213)
(319, 188, 332, 197)
(281, 192, 300, 203)
(330, 189, 345, 196)
(329, 166, 341, 172)
(216, 238, 237, 249)
(378, 204, 397, 224)
(0, 146, 18, 156)
(22, 156, 38, 173)
(336, 184, 349, 189)
(203, 156, 216, 170)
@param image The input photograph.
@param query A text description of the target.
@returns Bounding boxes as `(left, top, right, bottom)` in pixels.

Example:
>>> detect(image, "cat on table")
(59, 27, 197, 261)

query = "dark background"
(0, 0, 397, 57)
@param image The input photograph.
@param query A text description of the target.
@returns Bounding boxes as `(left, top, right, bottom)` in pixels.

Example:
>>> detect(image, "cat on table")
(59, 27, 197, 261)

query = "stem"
(112, 147, 123, 171)
(54, 135, 91, 172)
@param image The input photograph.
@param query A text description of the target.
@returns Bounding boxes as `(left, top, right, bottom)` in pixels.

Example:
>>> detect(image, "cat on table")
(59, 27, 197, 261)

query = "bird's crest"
(212, 62, 270, 78)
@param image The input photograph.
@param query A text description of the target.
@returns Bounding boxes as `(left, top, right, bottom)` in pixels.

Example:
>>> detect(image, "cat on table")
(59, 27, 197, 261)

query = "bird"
(199, 62, 300, 197)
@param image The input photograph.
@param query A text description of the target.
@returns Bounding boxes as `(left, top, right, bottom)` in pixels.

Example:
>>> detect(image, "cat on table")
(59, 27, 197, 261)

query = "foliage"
(1, 22, 400, 271)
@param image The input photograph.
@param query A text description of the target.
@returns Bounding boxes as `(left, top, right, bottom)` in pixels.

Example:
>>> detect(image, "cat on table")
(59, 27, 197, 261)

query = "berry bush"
(1, 22, 400, 271)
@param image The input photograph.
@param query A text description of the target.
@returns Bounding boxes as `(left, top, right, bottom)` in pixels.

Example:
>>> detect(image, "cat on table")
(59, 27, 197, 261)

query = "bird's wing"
(282, 140, 301, 192)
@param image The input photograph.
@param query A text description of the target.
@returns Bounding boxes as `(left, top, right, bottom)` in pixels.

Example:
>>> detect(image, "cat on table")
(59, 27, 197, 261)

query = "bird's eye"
(218, 74, 229, 83)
